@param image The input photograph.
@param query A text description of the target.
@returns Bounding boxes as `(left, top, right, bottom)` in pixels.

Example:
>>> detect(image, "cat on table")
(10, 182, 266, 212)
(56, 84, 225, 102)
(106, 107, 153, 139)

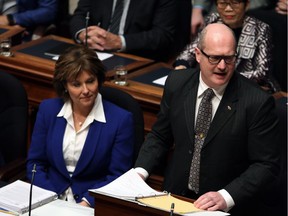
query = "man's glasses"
(216, 0, 242, 9)
(200, 49, 237, 65)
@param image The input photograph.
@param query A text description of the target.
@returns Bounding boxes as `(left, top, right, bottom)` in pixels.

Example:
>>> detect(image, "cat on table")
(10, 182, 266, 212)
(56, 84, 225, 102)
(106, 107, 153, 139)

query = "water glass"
(114, 65, 128, 86)
(0, 39, 12, 57)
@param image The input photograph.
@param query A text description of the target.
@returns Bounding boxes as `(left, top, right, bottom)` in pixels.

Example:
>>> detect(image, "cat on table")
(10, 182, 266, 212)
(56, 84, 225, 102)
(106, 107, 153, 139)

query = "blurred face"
(216, 0, 248, 28)
(66, 70, 99, 112)
(195, 35, 236, 88)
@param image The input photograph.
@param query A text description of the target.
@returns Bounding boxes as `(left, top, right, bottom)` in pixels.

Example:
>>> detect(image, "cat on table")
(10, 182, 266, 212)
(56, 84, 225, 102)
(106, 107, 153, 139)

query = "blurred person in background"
(175, 0, 280, 93)
(69, 0, 179, 62)
(0, 0, 58, 41)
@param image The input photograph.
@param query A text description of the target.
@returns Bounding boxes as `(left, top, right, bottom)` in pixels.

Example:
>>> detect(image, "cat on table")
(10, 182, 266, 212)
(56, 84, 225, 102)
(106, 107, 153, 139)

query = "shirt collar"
(198, 73, 228, 100)
(57, 93, 106, 123)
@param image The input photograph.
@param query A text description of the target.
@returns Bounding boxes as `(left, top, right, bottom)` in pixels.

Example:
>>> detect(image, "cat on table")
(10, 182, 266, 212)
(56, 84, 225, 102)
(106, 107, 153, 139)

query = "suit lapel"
(124, 0, 136, 32)
(203, 74, 239, 147)
(99, 0, 114, 29)
(184, 73, 199, 145)
(52, 117, 69, 177)
(73, 121, 103, 176)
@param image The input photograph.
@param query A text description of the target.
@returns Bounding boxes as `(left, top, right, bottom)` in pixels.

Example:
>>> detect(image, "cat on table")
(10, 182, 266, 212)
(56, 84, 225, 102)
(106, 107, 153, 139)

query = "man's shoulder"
(165, 68, 199, 91)
(233, 74, 272, 101)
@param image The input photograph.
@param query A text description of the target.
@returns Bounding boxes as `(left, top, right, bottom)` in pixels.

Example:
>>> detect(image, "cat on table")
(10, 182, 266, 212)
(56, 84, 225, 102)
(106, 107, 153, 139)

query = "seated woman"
(26, 45, 135, 207)
(0, 0, 58, 41)
(174, 0, 280, 93)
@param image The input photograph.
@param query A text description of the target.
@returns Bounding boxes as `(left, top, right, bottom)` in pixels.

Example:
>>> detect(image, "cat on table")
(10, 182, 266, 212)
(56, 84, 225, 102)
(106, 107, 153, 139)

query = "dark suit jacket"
(27, 98, 134, 206)
(70, 0, 177, 61)
(135, 68, 280, 216)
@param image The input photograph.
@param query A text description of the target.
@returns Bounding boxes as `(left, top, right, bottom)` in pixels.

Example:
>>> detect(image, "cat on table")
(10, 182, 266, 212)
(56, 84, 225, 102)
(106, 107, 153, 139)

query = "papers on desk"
(89, 168, 166, 200)
(45, 50, 113, 61)
(152, 75, 168, 86)
(0, 180, 57, 215)
(21, 199, 94, 216)
(184, 212, 230, 216)
(43, 41, 113, 61)
(96, 52, 114, 61)
(90, 168, 230, 216)
(137, 194, 201, 214)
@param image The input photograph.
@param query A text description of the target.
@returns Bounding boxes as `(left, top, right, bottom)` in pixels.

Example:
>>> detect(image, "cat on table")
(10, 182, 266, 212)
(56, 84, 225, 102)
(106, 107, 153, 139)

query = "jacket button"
(188, 150, 192, 154)
(74, 194, 79, 200)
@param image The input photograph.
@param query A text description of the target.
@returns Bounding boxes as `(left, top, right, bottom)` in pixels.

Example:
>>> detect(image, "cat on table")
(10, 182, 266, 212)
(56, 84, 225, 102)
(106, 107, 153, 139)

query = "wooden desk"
(0, 25, 25, 45)
(8, 35, 153, 79)
(104, 62, 172, 133)
(90, 192, 193, 216)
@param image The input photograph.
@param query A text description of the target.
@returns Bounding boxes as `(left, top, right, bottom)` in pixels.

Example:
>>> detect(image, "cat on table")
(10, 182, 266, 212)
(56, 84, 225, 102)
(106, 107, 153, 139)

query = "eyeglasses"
(200, 49, 237, 65)
(216, 0, 242, 9)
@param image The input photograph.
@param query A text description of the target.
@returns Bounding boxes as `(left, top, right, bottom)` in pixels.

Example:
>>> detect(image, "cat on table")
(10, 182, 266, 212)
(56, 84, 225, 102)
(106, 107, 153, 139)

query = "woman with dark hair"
(175, 0, 280, 93)
(26, 45, 135, 207)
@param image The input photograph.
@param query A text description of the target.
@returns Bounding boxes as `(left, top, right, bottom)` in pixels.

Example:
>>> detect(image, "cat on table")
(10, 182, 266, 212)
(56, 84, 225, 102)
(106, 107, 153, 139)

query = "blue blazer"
(27, 98, 134, 206)
(13, 0, 57, 27)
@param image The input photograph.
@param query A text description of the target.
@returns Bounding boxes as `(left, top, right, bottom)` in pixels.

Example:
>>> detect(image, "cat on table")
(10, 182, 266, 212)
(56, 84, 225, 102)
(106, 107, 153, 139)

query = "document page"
(0, 180, 57, 214)
(89, 168, 166, 200)
(22, 200, 94, 216)
(50, 51, 113, 61)
(137, 194, 201, 214)
(152, 75, 168, 86)
(138, 195, 230, 216)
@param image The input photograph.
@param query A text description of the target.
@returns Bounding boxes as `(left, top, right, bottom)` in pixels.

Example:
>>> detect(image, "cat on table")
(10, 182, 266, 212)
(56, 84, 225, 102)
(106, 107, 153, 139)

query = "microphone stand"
(85, 12, 90, 47)
(170, 203, 174, 216)
(28, 164, 36, 216)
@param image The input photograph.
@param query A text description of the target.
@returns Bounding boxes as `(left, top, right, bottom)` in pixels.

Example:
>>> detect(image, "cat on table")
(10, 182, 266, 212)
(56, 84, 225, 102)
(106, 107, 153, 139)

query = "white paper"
(22, 199, 94, 216)
(183, 211, 230, 216)
(0, 180, 57, 214)
(89, 168, 166, 200)
(95, 52, 113, 60)
(152, 75, 168, 86)
(50, 51, 113, 61)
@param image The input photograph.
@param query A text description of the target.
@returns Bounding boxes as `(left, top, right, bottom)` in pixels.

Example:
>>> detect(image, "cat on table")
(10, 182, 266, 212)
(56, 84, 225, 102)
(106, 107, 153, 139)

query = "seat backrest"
(100, 86, 144, 163)
(0, 71, 28, 166)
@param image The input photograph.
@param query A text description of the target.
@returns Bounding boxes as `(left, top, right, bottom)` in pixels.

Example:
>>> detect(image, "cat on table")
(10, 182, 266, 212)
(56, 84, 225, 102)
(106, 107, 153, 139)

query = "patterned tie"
(109, 0, 124, 34)
(189, 88, 215, 193)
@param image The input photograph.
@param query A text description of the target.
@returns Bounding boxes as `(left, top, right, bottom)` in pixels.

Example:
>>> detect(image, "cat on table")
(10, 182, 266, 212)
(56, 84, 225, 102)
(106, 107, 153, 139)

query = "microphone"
(169, 203, 174, 216)
(85, 11, 90, 47)
(28, 164, 36, 216)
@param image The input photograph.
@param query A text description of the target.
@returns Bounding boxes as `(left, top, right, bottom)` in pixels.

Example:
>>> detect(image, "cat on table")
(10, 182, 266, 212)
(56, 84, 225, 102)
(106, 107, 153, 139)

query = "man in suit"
(69, 0, 178, 62)
(134, 23, 280, 216)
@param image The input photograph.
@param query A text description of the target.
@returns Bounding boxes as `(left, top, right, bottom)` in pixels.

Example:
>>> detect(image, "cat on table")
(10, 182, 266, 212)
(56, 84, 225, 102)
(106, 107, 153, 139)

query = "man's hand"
(0, 15, 9, 25)
(191, 8, 205, 38)
(175, 65, 187, 70)
(193, 191, 227, 211)
(275, 0, 288, 15)
(78, 200, 90, 207)
(79, 26, 122, 51)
